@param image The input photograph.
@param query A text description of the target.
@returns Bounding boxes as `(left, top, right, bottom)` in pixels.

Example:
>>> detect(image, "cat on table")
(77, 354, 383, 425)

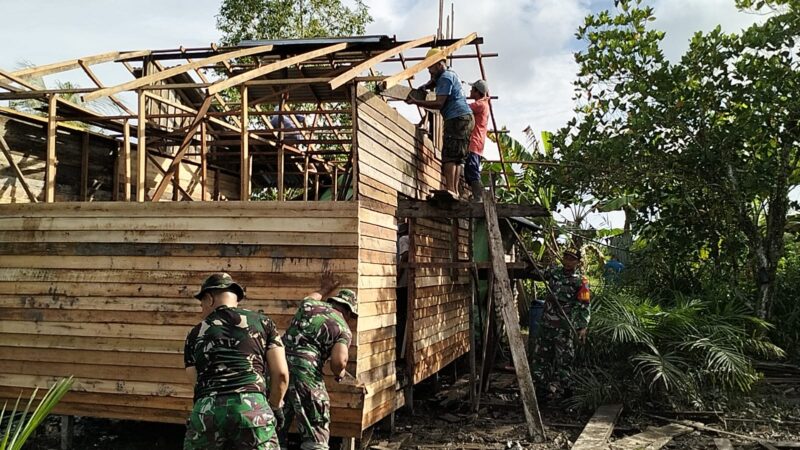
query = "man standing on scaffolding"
(406, 48, 474, 197)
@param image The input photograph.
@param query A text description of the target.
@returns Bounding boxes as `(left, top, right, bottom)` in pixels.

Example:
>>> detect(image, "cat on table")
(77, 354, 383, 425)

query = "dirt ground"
(24, 372, 800, 449)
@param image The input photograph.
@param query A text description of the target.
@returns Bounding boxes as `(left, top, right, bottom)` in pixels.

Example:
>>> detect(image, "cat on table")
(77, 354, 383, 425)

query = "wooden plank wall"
(0, 111, 116, 202)
(356, 204, 400, 430)
(0, 201, 367, 437)
(355, 88, 472, 408)
(411, 217, 470, 384)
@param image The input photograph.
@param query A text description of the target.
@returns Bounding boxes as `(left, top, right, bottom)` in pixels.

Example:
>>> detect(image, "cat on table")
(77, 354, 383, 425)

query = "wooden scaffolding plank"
(482, 190, 544, 440)
(572, 404, 624, 450)
(83, 45, 274, 101)
(382, 33, 477, 89)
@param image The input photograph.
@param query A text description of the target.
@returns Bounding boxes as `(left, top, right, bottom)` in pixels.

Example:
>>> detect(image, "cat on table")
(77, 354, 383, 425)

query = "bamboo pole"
(122, 119, 131, 201)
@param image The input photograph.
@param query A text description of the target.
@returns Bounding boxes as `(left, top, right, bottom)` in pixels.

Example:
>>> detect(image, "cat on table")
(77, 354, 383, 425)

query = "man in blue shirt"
(406, 48, 474, 197)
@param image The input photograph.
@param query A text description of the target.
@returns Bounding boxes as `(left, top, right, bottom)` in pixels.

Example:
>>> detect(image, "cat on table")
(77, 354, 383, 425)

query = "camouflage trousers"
(281, 360, 330, 450)
(184, 392, 279, 450)
(531, 319, 575, 398)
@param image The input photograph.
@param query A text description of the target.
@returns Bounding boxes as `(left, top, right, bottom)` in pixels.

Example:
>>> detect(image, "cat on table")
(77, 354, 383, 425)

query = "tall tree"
(217, 0, 372, 44)
(553, 0, 800, 318)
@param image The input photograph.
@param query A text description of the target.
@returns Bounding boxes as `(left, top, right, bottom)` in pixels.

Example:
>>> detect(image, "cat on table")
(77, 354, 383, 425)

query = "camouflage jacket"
(542, 266, 591, 329)
(282, 297, 352, 376)
(184, 305, 283, 400)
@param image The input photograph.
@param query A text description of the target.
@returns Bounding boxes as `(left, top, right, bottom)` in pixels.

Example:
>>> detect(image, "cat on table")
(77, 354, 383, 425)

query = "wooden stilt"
(482, 190, 545, 440)
(45, 94, 57, 203)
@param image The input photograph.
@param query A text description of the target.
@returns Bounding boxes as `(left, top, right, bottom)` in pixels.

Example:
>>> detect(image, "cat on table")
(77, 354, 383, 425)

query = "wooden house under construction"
(0, 34, 545, 437)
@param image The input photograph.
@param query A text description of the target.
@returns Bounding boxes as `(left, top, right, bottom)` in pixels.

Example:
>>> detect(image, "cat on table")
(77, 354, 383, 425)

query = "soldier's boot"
(470, 180, 483, 202)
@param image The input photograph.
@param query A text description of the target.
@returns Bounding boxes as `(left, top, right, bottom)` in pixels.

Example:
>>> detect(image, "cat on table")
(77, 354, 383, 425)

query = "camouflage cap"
(563, 248, 582, 260)
(194, 272, 245, 301)
(327, 288, 358, 317)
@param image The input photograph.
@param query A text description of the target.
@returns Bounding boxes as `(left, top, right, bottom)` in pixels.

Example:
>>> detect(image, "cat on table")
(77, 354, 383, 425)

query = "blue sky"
(0, 0, 765, 226)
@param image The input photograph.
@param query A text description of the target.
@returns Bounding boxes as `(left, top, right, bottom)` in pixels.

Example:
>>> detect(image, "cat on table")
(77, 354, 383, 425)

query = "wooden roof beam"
(82, 45, 274, 102)
(329, 35, 435, 90)
(207, 42, 348, 95)
(381, 32, 478, 89)
(10, 50, 150, 79)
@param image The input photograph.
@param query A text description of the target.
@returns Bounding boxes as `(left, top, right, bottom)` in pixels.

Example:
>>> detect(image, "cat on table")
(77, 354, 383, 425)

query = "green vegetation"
(1, 377, 73, 450)
(217, 0, 372, 44)
(486, 0, 800, 410)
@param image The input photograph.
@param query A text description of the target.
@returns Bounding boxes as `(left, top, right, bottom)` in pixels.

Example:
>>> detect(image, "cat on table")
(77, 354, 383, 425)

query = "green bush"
(569, 290, 784, 411)
(771, 239, 800, 362)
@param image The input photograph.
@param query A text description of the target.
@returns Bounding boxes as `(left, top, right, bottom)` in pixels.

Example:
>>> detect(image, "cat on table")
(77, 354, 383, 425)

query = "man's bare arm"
(265, 346, 289, 409)
(329, 342, 349, 379)
(407, 94, 447, 110)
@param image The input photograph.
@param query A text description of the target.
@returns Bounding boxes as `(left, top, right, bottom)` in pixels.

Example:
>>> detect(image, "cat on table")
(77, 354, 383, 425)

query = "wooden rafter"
(207, 43, 348, 95)
(10, 50, 150, 79)
(382, 32, 478, 89)
(83, 45, 274, 102)
(150, 95, 213, 201)
(78, 61, 134, 115)
(329, 35, 435, 90)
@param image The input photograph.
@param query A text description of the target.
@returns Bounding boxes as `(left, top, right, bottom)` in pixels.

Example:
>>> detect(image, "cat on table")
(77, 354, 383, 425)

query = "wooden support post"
(333, 166, 339, 201)
(200, 121, 207, 201)
(136, 90, 147, 202)
(276, 95, 286, 201)
(314, 173, 320, 200)
(122, 120, 131, 201)
(214, 168, 220, 200)
(482, 190, 545, 440)
(45, 94, 58, 203)
(477, 270, 495, 404)
(405, 217, 417, 414)
(303, 153, 310, 201)
(469, 266, 478, 409)
(240, 85, 250, 201)
(80, 133, 89, 201)
(60, 415, 73, 450)
(0, 136, 38, 202)
(349, 85, 359, 200)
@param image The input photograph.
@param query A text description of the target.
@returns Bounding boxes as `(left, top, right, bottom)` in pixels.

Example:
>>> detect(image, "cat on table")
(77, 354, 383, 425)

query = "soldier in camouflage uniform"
(183, 273, 290, 450)
(280, 271, 357, 450)
(531, 249, 591, 399)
